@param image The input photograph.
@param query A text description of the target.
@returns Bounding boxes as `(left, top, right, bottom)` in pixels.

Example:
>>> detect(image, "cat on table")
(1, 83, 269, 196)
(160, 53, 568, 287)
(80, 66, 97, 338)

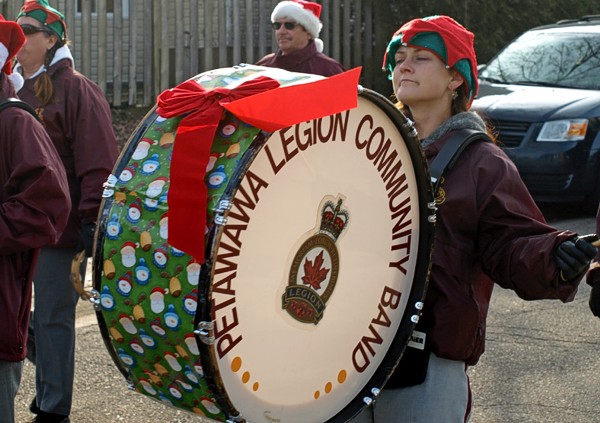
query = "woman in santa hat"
(13, 1, 118, 422)
(352, 15, 597, 422)
(0, 14, 70, 423)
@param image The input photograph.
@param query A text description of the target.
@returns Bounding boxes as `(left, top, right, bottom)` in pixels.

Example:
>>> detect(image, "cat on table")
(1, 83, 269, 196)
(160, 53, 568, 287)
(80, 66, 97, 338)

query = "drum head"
(93, 65, 434, 423)
(198, 88, 434, 422)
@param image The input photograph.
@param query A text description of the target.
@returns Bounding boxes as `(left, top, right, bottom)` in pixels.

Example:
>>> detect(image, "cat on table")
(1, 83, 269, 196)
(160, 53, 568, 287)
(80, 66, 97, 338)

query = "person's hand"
(78, 223, 96, 257)
(555, 234, 598, 282)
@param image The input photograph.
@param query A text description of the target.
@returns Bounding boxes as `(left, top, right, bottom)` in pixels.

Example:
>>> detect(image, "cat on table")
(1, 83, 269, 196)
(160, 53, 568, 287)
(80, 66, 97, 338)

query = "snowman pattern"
(98, 67, 310, 419)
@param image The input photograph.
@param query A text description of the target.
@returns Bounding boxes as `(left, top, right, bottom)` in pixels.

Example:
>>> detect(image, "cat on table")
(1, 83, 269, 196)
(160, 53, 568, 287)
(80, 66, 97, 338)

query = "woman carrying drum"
(352, 15, 598, 422)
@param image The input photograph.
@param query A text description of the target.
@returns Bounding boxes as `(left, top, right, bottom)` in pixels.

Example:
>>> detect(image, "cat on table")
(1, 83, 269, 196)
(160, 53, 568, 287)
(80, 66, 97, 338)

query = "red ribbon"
(156, 76, 281, 262)
(156, 67, 362, 262)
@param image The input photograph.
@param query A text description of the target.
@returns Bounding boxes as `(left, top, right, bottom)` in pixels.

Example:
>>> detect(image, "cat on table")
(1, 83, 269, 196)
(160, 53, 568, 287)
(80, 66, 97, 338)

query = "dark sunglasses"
(20, 23, 52, 36)
(272, 21, 298, 30)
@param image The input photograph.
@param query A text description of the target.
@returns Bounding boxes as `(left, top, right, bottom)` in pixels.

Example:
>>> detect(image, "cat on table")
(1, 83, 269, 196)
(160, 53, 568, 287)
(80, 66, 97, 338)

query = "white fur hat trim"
(271, 1, 323, 39)
(0, 43, 8, 73)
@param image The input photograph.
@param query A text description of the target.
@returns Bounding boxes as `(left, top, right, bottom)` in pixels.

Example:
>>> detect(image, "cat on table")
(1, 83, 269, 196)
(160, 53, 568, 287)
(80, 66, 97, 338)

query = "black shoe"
(29, 397, 40, 414)
(29, 411, 70, 423)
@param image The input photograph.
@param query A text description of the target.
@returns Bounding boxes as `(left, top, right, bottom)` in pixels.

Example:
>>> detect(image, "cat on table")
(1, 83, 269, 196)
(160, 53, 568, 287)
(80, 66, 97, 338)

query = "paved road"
(14, 205, 599, 423)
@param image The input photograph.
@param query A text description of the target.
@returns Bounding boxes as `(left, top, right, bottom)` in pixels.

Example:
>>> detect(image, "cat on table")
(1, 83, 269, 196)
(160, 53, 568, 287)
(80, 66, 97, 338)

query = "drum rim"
(196, 87, 435, 423)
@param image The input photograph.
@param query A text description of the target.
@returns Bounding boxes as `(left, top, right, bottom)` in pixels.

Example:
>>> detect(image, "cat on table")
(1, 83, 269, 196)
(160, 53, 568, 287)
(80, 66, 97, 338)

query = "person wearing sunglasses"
(12, 1, 118, 422)
(256, 0, 345, 77)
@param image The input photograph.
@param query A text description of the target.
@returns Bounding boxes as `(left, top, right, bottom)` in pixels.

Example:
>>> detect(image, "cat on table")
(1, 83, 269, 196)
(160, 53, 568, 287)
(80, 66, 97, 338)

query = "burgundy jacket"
(0, 75, 71, 361)
(586, 207, 600, 286)
(256, 40, 345, 77)
(421, 130, 577, 365)
(18, 58, 118, 248)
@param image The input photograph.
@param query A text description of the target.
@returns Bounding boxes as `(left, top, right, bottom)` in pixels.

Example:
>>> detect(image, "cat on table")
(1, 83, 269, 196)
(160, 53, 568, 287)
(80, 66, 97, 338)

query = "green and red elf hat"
(382, 15, 478, 107)
(17, 0, 67, 41)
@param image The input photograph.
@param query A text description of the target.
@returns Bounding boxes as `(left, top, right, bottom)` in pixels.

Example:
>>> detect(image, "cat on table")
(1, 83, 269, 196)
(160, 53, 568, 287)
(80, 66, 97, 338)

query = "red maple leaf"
(301, 250, 330, 290)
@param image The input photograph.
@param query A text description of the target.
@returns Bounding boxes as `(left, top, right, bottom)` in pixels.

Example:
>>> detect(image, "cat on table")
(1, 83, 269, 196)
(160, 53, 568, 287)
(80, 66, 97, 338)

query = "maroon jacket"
(0, 75, 71, 362)
(256, 40, 345, 77)
(18, 58, 118, 248)
(586, 206, 600, 286)
(422, 130, 577, 365)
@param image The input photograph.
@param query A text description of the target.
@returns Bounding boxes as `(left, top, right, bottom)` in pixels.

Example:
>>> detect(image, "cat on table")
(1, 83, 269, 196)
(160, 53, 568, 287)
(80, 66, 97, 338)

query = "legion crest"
(282, 195, 349, 324)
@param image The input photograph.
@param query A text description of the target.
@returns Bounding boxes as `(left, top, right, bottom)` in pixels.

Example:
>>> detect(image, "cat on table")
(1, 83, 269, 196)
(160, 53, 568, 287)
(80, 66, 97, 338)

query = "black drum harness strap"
(0, 97, 39, 121)
(429, 128, 492, 195)
(384, 128, 491, 393)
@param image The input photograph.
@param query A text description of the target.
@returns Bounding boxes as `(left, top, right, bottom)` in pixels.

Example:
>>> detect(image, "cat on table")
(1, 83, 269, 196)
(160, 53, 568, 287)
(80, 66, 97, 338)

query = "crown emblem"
(319, 199, 349, 241)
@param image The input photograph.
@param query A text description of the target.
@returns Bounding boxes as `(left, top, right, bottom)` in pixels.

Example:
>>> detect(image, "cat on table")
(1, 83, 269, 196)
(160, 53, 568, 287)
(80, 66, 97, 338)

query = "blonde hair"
(34, 37, 65, 106)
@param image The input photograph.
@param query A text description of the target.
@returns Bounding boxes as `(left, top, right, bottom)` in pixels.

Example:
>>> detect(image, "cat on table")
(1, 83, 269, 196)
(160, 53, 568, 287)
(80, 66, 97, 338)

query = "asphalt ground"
(14, 205, 600, 423)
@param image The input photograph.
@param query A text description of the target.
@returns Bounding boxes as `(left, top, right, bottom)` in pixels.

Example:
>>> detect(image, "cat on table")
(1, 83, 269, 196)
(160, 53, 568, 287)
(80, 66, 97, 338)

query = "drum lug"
(411, 301, 425, 323)
(194, 321, 215, 345)
(427, 201, 437, 223)
(215, 215, 228, 225)
(89, 289, 101, 310)
(401, 119, 418, 138)
(363, 387, 381, 406)
(102, 174, 118, 198)
(214, 199, 233, 226)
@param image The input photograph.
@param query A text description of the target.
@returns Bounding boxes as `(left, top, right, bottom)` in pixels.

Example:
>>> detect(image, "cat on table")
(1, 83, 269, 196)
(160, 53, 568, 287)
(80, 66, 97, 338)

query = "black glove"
(590, 280, 600, 318)
(78, 223, 96, 257)
(555, 234, 598, 282)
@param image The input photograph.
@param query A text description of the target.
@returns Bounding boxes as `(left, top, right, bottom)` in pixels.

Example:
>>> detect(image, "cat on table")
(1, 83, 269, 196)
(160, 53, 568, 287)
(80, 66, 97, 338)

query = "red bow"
(156, 76, 281, 262)
(156, 67, 362, 262)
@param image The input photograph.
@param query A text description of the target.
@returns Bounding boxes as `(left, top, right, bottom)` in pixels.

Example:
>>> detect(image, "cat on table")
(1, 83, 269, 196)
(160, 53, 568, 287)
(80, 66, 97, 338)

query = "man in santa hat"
(0, 14, 70, 423)
(256, 0, 345, 76)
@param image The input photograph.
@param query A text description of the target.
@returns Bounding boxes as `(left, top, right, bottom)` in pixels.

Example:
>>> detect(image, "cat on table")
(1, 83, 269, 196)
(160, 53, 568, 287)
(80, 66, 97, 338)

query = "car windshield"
(480, 29, 600, 90)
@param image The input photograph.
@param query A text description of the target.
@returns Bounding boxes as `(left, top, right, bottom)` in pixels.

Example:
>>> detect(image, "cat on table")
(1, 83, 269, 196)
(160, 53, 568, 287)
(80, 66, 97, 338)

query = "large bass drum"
(93, 65, 435, 422)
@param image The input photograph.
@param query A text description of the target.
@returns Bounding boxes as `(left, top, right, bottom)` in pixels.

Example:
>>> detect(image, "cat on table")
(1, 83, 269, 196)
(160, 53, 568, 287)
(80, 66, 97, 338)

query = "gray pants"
(28, 247, 81, 416)
(0, 360, 23, 423)
(351, 352, 472, 422)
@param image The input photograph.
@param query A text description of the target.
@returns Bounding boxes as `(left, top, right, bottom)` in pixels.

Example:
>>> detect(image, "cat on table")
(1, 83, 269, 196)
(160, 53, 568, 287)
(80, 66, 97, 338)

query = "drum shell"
(93, 66, 435, 422)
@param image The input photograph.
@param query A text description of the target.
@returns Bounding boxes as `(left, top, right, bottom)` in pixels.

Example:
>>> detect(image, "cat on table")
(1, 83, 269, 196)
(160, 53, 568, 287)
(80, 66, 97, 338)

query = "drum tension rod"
(195, 321, 215, 345)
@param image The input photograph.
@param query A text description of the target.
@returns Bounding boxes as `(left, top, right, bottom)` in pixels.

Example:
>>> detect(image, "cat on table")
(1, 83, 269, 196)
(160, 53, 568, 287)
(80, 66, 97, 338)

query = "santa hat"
(0, 15, 26, 90)
(382, 15, 478, 107)
(271, 1, 324, 52)
(151, 287, 166, 296)
(17, 0, 67, 41)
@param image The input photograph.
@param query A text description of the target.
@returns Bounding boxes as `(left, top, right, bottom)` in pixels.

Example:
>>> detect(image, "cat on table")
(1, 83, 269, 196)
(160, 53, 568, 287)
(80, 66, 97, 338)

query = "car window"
(480, 30, 600, 90)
